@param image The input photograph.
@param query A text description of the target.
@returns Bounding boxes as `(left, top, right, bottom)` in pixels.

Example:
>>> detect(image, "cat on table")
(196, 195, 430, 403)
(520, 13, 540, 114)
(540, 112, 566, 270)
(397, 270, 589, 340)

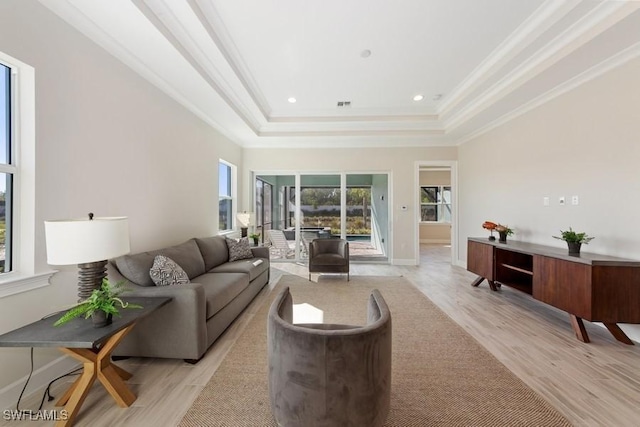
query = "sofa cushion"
(196, 272, 250, 319)
(210, 258, 269, 281)
(225, 237, 254, 262)
(311, 253, 348, 266)
(195, 236, 229, 271)
(115, 239, 206, 287)
(149, 255, 190, 286)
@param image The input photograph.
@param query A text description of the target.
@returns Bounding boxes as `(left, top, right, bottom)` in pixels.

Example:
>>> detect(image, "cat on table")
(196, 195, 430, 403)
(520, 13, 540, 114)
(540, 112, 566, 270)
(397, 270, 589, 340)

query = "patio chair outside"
(267, 229, 295, 259)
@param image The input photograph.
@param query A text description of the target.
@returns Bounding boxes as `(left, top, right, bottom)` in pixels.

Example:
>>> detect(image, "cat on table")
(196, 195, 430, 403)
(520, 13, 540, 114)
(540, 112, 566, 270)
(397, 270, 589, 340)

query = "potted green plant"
(495, 224, 514, 243)
(249, 232, 260, 246)
(553, 227, 594, 255)
(54, 278, 142, 328)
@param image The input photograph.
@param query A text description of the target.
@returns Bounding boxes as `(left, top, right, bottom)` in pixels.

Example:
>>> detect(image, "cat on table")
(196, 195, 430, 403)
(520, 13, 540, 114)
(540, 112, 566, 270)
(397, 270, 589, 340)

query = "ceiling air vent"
(337, 101, 351, 107)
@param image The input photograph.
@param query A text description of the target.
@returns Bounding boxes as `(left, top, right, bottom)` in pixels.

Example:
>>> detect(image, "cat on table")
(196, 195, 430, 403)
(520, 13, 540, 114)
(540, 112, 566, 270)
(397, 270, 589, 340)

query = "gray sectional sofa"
(107, 235, 270, 362)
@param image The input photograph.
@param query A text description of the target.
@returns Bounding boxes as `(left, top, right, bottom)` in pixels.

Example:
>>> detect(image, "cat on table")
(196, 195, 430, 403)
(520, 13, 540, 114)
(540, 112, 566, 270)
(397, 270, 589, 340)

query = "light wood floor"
(4, 245, 640, 426)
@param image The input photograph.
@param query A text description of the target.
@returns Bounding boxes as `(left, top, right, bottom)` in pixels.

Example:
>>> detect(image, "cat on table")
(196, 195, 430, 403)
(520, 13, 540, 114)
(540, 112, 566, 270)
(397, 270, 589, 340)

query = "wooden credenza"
(467, 237, 640, 345)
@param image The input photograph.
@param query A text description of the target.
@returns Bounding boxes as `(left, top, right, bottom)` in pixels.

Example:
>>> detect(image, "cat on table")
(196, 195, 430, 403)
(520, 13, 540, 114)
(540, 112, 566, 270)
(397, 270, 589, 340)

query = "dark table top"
(468, 237, 640, 266)
(0, 297, 171, 348)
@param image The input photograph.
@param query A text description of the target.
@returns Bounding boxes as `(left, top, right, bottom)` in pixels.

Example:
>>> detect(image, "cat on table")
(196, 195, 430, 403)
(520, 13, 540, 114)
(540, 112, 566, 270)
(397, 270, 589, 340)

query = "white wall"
(458, 56, 640, 341)
(0, 0, 242, 399)
(243, 147, 457, 263)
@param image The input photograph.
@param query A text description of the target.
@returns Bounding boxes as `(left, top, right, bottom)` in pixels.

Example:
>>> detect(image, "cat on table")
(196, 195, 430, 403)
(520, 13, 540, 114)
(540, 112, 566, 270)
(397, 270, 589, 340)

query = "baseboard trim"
(419, 239, 451, 244)
(0, 354, 79, 410)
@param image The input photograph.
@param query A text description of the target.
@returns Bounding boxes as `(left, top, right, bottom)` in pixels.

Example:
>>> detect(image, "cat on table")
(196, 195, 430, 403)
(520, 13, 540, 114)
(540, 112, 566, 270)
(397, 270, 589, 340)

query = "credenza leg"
(488, 281, 498, 291)
(569, 314, 590, 343)
(470, 276, 485, 287)
(603, 323, 634, 345)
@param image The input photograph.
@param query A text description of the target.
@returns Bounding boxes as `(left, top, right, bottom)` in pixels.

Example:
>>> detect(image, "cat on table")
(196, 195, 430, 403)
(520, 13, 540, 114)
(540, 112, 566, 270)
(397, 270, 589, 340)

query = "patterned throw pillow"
(225, 237, 254, 262)
(149, 255, 190, 286)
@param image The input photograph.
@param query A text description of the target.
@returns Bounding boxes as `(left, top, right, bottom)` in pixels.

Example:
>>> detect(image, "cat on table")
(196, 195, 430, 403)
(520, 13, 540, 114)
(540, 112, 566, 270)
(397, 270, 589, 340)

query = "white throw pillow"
(149, 255, 190, 286)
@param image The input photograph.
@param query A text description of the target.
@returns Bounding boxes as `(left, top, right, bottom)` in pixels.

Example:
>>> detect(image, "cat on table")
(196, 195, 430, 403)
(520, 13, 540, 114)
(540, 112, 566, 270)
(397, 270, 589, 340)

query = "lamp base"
(77, 260, 108, 302)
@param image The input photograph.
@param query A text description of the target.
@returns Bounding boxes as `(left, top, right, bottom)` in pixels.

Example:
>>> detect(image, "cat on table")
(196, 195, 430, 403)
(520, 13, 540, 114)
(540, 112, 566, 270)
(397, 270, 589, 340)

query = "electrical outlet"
(559, 196, 565, 206)
(543, 197, 550, 207)
(572, 195, 579, 205)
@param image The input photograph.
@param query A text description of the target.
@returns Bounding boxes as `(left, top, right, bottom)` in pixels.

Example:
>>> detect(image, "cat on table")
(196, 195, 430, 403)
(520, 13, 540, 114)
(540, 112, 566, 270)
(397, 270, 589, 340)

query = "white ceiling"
(39, 0, 640, 148)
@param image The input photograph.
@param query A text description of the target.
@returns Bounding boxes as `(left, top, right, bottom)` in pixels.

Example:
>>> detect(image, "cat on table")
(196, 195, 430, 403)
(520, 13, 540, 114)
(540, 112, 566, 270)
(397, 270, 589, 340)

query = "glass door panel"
(347, 174, 388, 261)
(256, 174, 295, 260)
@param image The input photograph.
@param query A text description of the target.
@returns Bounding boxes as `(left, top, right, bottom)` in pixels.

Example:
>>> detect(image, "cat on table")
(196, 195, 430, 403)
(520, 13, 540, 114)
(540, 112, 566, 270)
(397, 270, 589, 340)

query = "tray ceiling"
(39, 0, 640, 147)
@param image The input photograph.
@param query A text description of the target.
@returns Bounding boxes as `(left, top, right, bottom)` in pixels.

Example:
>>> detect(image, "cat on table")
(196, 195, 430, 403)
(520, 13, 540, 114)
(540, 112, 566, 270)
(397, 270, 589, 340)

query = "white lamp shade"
(236, 212, 255, 227)
(44, 216, 130, 265)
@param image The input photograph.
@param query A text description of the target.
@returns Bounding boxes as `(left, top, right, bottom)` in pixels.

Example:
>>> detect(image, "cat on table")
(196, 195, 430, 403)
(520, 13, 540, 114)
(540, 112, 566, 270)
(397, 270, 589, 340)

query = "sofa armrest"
(251, 246, 270, 259)
(107, 261, 208, 360)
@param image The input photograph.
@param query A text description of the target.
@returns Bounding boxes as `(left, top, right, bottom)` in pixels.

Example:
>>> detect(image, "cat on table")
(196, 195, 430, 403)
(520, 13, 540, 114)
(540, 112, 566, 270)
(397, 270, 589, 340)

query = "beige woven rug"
(180, 275, 572, 426)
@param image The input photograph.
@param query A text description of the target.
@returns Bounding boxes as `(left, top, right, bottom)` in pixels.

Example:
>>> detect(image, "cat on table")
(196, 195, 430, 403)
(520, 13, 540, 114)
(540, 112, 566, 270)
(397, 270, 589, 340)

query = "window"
(218, 160, 236, 232)
(420, 186, 451, 223)
(0, 51, 47, 297)
(0, 62, 13, 273)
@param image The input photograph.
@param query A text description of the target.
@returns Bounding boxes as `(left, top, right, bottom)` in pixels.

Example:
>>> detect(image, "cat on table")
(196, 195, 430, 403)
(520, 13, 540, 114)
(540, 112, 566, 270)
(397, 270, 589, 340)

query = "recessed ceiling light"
(288, 97, 297, 103)
(413, 94, 424, 101)
(360, 49, 372, 58)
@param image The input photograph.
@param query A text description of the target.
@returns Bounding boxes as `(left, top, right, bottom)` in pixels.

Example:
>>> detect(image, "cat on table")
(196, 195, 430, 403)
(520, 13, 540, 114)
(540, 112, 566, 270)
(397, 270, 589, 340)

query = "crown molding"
(444, 0, 640, 132)
(132, 0, 264, 133)
(187, 0, 272, 119)
(39, 0, 243, 143)
(456, 40, 640, 146)
(438, 0, 581, 118)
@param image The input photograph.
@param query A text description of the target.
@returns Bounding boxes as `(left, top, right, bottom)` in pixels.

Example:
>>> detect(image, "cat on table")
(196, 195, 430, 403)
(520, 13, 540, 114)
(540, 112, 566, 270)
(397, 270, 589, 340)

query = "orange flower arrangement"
(482, 221, 497, 240)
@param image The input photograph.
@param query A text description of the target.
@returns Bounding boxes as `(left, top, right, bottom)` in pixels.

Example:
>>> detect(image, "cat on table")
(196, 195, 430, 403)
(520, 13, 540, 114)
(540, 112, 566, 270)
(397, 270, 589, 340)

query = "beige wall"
(0, 0, 242, 396)
(243, 147, 457, 262)
(458, 56, 640, 341)
(419, 170, 451, 242)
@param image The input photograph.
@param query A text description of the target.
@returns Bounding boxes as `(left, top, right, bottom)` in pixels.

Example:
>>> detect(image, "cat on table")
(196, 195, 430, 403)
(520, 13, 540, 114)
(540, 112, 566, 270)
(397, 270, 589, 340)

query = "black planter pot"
(91, 311, 113, 328)
(498, 231, 508, 243)
(567, 241, 582, 255)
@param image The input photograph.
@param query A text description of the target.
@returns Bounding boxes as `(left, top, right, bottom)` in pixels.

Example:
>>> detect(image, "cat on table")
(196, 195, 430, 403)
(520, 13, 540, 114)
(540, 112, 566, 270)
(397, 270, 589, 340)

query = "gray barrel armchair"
(308, 238, 349, 281)
(267, 286, 392, 427)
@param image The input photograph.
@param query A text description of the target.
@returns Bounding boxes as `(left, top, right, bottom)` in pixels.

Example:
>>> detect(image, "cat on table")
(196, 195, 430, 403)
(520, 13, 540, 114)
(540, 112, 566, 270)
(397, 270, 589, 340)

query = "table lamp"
(44, 213, 130, 301)
(236, 211, 255, 238)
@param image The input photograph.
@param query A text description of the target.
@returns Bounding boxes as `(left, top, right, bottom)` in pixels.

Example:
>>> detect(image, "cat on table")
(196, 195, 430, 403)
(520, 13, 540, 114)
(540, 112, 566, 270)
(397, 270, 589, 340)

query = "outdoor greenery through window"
(218, 160, 235, 232)
(420, 186, 451, 223)
(289, 186, 371, 236)
(0, 63, 12, 273)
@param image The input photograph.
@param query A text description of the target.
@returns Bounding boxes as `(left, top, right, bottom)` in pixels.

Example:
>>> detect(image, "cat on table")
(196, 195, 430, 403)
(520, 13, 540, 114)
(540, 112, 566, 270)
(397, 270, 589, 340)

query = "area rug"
(180, 275, 572, 426)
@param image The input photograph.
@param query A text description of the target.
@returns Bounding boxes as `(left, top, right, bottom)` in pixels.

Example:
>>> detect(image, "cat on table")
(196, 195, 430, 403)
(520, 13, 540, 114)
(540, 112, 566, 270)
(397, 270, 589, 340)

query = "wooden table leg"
(569, 314, 590, 343)
(603, 323, 634, 345)
(488, 280, 498, 291)
(54, 324, 137, 426)
(470, 276, 485, 287)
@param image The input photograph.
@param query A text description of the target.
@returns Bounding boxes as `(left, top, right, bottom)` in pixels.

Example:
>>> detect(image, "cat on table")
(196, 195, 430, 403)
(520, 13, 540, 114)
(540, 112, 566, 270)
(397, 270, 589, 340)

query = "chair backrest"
(267, 229, 290, 250)
(267, 286, 391, 427)
(310, 238, 348, 256)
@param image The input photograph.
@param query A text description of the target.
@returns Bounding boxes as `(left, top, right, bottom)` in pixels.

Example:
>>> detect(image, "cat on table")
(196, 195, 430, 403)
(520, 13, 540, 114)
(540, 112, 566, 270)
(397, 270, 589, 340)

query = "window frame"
(218, 159, 237, 234)
(419, 185, 452, 224)
(0, 51, 52, 298)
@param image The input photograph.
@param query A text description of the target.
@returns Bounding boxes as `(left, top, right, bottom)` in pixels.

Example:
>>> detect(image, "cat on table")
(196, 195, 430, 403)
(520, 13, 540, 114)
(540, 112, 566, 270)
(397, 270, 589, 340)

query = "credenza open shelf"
(467, 237, 640, 345)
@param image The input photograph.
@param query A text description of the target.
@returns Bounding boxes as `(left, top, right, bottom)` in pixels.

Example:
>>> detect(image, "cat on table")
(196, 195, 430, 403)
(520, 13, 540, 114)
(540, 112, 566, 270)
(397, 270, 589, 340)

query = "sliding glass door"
(254, 172, 389, 262)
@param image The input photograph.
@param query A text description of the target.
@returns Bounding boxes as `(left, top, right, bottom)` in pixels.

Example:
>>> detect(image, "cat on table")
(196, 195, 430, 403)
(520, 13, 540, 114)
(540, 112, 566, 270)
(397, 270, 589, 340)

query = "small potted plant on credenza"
(553, 227, 594, 255)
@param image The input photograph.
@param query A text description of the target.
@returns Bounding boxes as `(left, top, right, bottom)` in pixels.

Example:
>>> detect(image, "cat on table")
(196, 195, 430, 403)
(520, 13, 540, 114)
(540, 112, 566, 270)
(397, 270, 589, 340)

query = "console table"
(0, 297, 171, 426)
(467, 238, 640, 345)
